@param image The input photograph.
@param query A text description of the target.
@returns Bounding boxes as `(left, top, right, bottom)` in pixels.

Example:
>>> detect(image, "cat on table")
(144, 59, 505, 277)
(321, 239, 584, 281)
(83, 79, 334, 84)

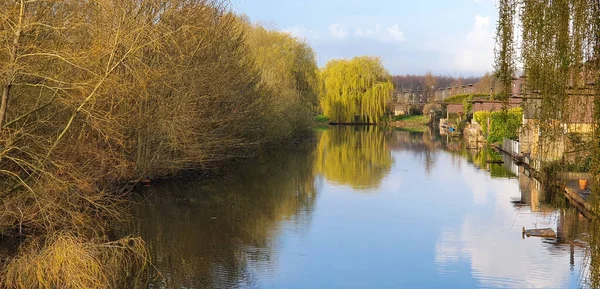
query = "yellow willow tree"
(320, 56, 393, 124)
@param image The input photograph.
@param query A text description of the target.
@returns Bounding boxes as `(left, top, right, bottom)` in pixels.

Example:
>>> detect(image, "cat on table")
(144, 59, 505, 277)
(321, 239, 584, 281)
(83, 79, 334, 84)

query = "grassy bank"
(390, 115, 430, 132)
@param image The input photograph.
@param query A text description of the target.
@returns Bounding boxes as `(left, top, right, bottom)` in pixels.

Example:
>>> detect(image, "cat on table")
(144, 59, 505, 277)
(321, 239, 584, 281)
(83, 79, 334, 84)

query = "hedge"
(474, 108, 523, 143)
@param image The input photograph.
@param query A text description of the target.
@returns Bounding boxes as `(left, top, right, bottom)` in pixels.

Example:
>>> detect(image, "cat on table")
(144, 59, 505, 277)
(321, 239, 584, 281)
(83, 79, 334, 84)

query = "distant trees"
(391, 75, 481, 93)
(424, 71, 438, 102)
(473, 72, 501, 95)
(319, 56, 393, 123)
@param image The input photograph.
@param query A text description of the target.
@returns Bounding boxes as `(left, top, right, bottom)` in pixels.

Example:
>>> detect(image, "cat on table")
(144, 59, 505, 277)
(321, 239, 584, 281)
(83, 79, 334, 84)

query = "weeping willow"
(315, 126, 393, 190)
(496, 0, 600, 286)
(497, 0, 599, 170)
(495, 0, 516, 101)
(319, 56, 394, 124)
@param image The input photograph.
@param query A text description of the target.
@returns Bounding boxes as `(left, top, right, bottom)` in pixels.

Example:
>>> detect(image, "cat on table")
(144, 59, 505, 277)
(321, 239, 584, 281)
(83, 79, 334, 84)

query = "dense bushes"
(244, 24, 319, 142)
(474, 108, 523, 143)
(0, 0, 318, 287)
(409, 104, 424, 115)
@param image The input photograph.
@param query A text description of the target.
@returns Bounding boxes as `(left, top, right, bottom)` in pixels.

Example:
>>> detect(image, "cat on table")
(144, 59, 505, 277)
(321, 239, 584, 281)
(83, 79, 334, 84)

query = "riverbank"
(495, 144, 595, 218)
(389, 115, 430, 132)
(0, 2, 321, 287)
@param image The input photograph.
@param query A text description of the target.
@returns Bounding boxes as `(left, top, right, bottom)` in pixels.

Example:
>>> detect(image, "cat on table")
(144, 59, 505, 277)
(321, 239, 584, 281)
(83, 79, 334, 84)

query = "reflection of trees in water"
(442, 140, 516, 179)
(132, 148, 318, 289)
(555, 212, 600, 289)
(315, 126, 393, 190)
(388, 128, 440, 175)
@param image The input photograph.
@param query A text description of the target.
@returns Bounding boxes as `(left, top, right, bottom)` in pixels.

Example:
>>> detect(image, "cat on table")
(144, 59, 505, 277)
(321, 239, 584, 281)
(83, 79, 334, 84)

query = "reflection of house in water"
(516, 169, 551, 213)
(516, 167, 590, 275)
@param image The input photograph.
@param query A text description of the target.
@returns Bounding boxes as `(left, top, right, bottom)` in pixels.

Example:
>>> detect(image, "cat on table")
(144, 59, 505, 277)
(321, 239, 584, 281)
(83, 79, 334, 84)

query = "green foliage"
(315, 114, 329, 123)
(393, 115, 429, 123)
(444, 93, 489, 104)
(319, 56, 393, 123)
(462, 95, 473, 114)
(473, 111, 491, 131)
(495, 0, 516, 101)
(562, 155, 593, 173)
(408, 105, 423, 115)
(474, 108, 523, 143)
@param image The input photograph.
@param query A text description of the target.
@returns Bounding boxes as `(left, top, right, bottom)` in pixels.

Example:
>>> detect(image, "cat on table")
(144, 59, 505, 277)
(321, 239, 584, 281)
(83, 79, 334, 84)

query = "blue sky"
(231, 0, 499, 76)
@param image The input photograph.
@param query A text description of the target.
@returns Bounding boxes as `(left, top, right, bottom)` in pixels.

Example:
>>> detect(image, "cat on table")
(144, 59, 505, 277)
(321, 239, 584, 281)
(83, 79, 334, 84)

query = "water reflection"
(432, 159, 586, 289)
(442, 140, 516, 179)
(134, 148, 318, 288)
(132, 128, 599, 289)
(315, 126, 393, 190)
(388, 129, 440, 175)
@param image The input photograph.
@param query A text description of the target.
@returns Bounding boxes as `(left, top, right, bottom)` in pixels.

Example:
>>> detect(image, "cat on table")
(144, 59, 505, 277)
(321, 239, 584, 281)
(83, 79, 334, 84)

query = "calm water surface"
(134, 127, 593, 289)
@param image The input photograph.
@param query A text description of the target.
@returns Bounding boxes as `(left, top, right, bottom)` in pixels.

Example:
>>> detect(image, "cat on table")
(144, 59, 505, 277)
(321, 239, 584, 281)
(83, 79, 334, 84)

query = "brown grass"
(1, 233, 150, 289)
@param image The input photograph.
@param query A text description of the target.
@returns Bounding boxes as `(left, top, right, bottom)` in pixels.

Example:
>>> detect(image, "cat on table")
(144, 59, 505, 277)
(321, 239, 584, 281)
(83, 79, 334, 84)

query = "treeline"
(0, 0, 318, 287)
(392, 74, 482, 92)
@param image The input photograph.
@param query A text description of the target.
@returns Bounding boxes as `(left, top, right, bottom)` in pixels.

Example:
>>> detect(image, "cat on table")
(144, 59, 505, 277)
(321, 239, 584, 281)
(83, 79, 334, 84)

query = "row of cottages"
(446, 77, 527, 119)
(395, 84, 477, 104)
(434, 84, 475, 102)
(499, 71, 597, 169)
(396, 90, 424, 103)
(445, 97, 522, 120)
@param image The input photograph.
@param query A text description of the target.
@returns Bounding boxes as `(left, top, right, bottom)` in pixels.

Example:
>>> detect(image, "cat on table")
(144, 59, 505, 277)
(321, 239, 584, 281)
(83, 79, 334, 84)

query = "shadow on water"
(132, 147, 319, 289)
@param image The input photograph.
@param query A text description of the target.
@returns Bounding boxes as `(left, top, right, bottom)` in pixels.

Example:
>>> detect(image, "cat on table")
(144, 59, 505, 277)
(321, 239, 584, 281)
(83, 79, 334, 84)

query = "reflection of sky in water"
(138, 130, 589, 289)
(434, 159, 584, 289)
(258, 146, 586, 288)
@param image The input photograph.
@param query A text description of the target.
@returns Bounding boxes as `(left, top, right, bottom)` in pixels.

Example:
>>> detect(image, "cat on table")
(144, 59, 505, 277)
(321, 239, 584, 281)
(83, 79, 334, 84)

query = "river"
(133, 127, 595, 289)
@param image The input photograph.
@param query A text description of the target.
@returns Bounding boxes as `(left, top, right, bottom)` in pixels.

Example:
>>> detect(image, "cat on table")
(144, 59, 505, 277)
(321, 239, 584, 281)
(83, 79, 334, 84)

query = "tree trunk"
(0, 0, 25, 130)
(0, 85, 10, 129)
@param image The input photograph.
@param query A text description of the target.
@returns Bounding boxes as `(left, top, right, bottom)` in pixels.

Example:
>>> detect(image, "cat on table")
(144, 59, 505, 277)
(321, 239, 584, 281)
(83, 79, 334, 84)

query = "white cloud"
(355, 24, 405, 42)
(387, 24, 405, 42)
(328, 23, 348, 40)
(453, 15, 495, 73)
(435, 172, 581, 289)
(282, 25, 320, 41)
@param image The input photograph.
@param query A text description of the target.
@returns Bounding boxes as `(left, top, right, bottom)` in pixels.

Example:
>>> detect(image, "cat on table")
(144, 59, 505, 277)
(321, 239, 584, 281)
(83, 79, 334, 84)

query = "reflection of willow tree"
(315, 126, 393, 190)
(131, 149, 317, 289)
